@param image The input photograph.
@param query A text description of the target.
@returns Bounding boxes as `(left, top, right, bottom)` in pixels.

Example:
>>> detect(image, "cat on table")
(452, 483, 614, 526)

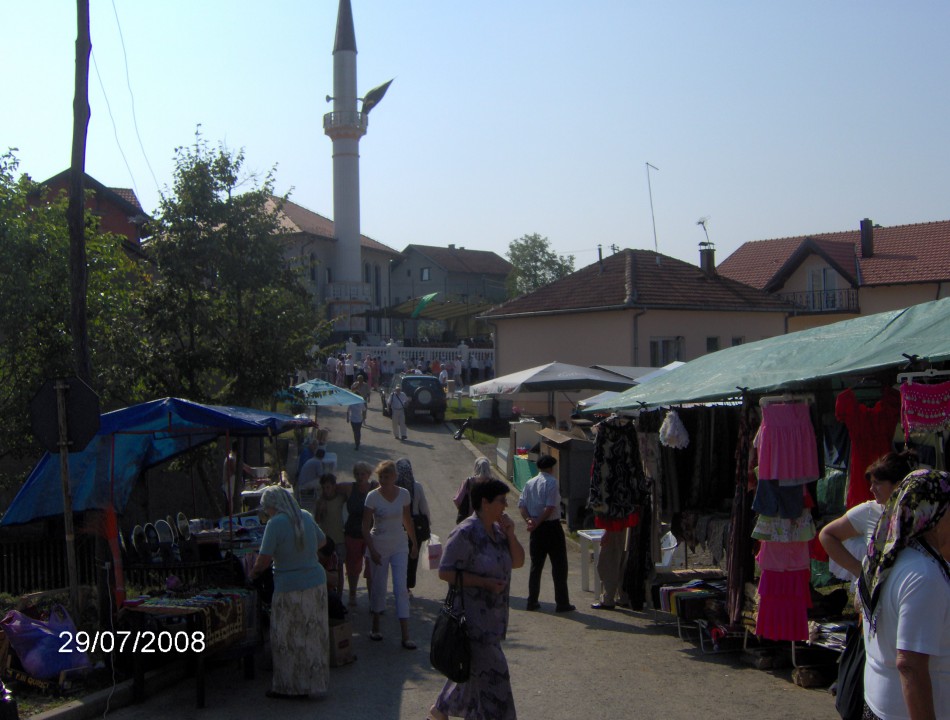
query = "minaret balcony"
(323, 111, 368, 135)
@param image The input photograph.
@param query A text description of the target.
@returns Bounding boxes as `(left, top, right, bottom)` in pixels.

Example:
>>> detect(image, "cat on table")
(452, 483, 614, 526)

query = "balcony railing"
(776, 288, 859, 313)
(323, 111, 368, 133)
(326, 281, 372, 303)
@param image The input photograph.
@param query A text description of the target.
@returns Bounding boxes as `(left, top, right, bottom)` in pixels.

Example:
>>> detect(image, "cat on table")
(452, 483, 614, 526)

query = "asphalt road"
(100, 399, 838, 720)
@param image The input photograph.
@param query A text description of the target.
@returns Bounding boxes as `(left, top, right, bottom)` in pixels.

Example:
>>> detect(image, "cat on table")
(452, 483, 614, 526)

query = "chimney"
(860, 218, 874, 258)
(448, 243, 456, 249)
(699, 241, 716, 276)
(597, 244, 603, 272)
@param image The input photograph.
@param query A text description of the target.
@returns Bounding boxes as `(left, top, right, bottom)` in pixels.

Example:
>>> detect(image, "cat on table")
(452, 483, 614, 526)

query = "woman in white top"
(362, 459, 419, 648)
(820, 452, 914, 580)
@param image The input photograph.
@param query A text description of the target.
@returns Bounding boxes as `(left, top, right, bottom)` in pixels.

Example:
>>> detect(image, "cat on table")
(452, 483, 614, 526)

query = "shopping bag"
(427, 535, 443, 570)
(834, 623, 865, 720)
(430, 571, 470, 683)
(0, 606, 90, 680)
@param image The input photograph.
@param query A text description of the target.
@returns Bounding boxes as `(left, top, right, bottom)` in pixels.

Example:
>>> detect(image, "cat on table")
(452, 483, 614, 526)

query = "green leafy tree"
(505, 233, 575, 297)
(0, 151, 147, 464)
(138, 136, 324, 406)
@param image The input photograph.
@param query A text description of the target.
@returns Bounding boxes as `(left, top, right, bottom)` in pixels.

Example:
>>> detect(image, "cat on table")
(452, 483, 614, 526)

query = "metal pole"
(56, 380, 81, 616)
(646, 163, 660, 255)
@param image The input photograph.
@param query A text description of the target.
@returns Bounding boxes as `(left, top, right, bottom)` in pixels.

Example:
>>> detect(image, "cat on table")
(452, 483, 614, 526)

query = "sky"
(4, 1, 949, 269)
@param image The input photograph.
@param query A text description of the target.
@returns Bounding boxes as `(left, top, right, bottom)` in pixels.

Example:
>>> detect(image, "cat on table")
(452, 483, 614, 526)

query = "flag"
(361, 79, 393, 114)
(411, 292, 439, 319)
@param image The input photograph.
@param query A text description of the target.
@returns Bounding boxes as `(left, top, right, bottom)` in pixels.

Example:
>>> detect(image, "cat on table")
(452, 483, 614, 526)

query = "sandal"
(369, 631, 383, 641)
(401, 639, 417, 650)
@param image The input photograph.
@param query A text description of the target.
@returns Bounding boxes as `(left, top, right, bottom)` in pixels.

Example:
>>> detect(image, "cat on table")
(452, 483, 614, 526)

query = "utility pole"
(68, 0, 92, 384)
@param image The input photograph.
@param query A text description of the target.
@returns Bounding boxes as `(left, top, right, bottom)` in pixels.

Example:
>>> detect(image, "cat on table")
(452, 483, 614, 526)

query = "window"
(706, 336, 720, 353)
(326, 267, 332, 284)
(807, 267, 838, 310)
(649, 336, 684, 367)
(731, 336, 744, 347)
(309, 253, 316, 282)
(420, 267, 431, 282)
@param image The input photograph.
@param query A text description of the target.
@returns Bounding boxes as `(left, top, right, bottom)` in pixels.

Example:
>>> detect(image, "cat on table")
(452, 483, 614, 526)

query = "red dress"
(834, 387, 900, 508)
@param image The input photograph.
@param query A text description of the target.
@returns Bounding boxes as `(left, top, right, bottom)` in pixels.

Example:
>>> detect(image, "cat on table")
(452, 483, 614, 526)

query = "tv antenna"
(697, 216, 711, 244)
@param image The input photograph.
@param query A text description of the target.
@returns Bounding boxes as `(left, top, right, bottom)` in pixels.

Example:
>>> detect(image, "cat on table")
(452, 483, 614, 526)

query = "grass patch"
(444, 396, 503, 447)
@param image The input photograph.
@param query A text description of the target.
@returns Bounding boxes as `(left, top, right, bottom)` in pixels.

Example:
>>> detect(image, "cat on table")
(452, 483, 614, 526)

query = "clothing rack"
(758, 392, 815, 407)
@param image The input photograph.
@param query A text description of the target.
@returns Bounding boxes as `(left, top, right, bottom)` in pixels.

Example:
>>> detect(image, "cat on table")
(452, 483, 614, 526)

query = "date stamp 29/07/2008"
(59, 630, 206, 654)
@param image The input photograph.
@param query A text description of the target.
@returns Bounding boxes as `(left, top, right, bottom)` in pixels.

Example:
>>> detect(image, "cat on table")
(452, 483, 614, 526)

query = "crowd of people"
(323, 350, 494, 392)
(246, 409, 950, 718)
(248, 439, 579, 718)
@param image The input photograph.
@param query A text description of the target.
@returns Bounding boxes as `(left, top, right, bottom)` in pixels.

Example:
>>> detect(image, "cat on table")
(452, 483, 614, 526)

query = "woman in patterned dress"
(249, 486, 329, 699)
(429, 478, 525, 720)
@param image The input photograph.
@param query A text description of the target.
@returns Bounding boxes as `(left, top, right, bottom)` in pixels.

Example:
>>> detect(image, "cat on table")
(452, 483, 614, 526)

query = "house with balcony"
(479, 246, 796, 378)
(717, 218, 950, 332)
(269, 196, 401, 342)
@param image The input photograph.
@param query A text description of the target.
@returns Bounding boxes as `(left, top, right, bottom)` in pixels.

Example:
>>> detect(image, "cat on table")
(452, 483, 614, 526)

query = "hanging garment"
(727, 399, 759, 625)
(659, 409, 689, 449)
(754, 402, 819, 485)
(751, 509, 817, 543)
(752, 479, 806, 519)
(835, 387, 901, 508)
(900, 380, 950, 439)
(588, 419, 648, 521)
(755, 567, 812, 641)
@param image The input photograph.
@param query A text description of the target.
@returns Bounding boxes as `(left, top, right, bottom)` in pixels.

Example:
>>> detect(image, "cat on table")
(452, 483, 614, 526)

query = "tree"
(505, 233, 575, 297)
(0, 151, 147, 465)
(138, 136, 326, 406)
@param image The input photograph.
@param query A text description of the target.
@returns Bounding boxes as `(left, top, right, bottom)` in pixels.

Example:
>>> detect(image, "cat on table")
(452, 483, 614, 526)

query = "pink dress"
(754, 403, 819, 485)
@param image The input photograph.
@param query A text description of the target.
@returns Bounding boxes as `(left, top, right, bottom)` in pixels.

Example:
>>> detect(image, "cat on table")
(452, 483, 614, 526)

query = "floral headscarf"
(858, 468, 950, 633)
(395, 457, 416, 494)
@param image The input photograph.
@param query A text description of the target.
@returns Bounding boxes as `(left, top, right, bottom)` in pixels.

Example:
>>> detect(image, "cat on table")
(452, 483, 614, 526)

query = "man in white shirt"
(518, 455, 575, 613)
(390, 386, 409, 440)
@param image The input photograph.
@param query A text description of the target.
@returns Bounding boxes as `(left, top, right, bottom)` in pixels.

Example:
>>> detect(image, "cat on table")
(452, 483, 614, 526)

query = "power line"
(110, 0, 162, 201)
(90, 49, 140, 203)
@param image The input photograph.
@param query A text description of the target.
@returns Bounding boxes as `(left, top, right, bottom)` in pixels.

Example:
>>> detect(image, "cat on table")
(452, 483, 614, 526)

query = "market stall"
(583, 297, 950, 667)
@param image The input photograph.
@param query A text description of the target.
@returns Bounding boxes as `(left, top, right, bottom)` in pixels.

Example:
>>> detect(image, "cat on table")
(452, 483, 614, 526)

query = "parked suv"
(382, 373, 447, 423)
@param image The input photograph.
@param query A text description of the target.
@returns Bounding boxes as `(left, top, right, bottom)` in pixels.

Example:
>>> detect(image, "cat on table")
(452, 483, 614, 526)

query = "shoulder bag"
(430, 570, 471, 683)
(409, 481, 431, 544)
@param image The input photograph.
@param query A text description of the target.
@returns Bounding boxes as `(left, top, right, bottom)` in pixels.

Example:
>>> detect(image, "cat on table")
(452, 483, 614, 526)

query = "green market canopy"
(589, 297, 950, 412)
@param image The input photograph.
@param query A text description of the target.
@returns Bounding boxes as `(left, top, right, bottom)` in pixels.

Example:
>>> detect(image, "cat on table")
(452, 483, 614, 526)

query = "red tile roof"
(481, 249, 794, 318)
(403, 244, 512, 276)
(718, 220, 950, 289)
(268, 196, 401, 256)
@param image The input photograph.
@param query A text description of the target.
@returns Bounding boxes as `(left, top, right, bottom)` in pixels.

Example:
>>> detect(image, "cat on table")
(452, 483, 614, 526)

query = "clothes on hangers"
(753, 402, 819, 485)
(588, 417, 648, 522)
(835, 386, 900, 508)
(900, 380, 950, 439)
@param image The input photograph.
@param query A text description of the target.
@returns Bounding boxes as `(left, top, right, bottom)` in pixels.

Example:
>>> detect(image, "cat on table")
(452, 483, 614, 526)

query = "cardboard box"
(329, 621, 355, 667)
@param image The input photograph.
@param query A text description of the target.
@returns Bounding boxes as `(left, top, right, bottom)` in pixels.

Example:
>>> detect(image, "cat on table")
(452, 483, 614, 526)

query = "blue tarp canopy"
(587, 297, 950, 412)
(0, 397, 313, 526)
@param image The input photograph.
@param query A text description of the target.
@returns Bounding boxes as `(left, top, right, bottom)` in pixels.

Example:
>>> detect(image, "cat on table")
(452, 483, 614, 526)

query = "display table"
(577, 529, 605, 593)
(122, 588, 258, 708)
(511, 456, 537, 491)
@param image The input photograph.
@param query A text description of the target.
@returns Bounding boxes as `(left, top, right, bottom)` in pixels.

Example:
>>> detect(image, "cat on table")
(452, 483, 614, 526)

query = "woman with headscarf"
(395, 457, 432, 593)
(453, 457, 494, 524)
(362, 459, 418, 648)
(858, 469, 950, 720)
(249, 486, 329, 699)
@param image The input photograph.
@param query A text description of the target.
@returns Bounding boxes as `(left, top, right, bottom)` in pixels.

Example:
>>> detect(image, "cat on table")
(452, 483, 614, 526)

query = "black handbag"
(835, 622, 865, 720)
(414, 513, 431, 544)
(430, 570, 471, 683)
(409, 481, 431, 543)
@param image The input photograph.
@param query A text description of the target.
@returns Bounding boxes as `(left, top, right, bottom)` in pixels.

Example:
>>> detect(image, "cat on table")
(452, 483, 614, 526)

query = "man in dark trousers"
(518, 454, 575, 612)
